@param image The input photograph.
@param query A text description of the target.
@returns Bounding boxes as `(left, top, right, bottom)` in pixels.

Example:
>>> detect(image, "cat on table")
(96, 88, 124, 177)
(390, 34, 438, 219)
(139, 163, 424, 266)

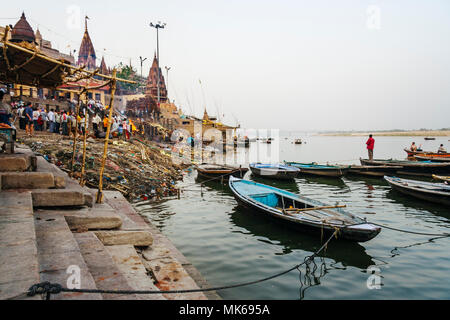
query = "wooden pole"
(80, 91, 89, 186)
(96, 69, 117, 204)
(70, 92, 83, 177)
(283, 205, 347, 213)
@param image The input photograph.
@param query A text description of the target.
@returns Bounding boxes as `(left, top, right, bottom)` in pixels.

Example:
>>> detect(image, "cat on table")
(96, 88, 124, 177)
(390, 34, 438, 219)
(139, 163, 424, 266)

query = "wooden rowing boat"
(385, 176, 450, 206)
(348, 165, 403, 177)
(360, 159, 450, 177)
(432, 175, 450, 183)
(229, 177, 381, 242)
(414, 156, 450, 163)
(249, 163, 300, 180)
(285, 162, 350, 178)
(403, 148, 450, 158)
(195, 164, 249, 181)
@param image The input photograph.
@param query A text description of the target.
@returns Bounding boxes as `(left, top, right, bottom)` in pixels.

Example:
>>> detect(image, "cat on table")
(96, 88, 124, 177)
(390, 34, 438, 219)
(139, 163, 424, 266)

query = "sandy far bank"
(315, 130, 450, 137)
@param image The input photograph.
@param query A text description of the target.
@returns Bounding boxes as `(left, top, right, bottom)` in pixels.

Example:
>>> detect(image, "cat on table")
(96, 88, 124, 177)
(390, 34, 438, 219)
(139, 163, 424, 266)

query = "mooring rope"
(18, 230, 339, 300)
(370, 223, 450, 237)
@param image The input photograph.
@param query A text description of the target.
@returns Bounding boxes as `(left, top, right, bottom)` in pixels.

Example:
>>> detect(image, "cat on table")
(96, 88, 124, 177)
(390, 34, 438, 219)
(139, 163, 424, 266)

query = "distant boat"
(432, 175, 450, 183)
(229, 177, 381, 242)
(348, 165, 402, 177)
(196, 164, 249, 181)
(294, 139, 302, 145)
(285, 162, 350, 178)
(404, 148, 450, 158)
(249, 163, 300, 180)
(360, 158, 450, 177)
(414, 155, 450, 163)
(424, 137, 436, 141)
(385, 176, 450, 206)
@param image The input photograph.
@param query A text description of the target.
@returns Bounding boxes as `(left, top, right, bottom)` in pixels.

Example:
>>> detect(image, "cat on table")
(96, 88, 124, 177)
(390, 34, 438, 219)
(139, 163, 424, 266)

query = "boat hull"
(196, 165, 249, 181)
(385, 176, 450, 206)
(361, 159, 450, 177)
(229, 177, 381, 242)
(404, 148, 450, 158)
(415, 156, 450, 163)
(286, 162, 350, 178)
(348, 166, 402, 177)
(249, 164, 299, 180)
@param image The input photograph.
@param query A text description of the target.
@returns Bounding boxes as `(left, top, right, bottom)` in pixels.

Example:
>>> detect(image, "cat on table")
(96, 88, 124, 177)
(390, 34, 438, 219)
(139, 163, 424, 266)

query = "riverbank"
(316, 130, 450, 137)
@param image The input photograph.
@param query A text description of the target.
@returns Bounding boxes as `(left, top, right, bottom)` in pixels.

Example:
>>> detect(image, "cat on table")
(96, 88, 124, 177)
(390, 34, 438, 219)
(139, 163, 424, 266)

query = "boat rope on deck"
(20, 230, 340, 300)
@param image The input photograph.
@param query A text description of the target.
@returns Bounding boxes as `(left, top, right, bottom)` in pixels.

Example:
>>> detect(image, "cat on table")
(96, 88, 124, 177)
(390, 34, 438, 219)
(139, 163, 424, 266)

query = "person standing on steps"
(366, 134, 375, 161)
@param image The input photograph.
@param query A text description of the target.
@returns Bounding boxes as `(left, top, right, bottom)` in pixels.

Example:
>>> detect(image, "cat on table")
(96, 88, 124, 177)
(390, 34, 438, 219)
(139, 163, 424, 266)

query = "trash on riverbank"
(17, 133, 186, 201)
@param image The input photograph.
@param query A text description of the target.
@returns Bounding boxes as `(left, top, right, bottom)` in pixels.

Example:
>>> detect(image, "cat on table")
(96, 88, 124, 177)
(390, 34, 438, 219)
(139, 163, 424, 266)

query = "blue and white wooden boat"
(249, 163, 300, 180)
(229, 176, 381, 242)
(385, 176, 450, 206)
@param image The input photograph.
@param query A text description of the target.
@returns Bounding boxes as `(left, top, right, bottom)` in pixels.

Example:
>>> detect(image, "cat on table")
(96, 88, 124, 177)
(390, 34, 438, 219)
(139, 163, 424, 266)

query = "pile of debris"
(17, 132, 186, 201)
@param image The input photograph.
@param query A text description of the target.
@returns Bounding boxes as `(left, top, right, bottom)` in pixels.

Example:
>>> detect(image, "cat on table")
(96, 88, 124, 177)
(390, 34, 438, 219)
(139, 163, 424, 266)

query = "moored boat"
(414, 155, 450, 163)
(424, 137, 436, 141)
(285, 162, 350, 178)
(229, 176, 381, 242)
(249, 163, 300, 180)
(384, 176, 450, 206)
(403, 148, 450, 158)
(348, 165, 403, 177)
(196, 164, 249, 181)
(432, 175, 450, 183)
(360, 159, 450, 177)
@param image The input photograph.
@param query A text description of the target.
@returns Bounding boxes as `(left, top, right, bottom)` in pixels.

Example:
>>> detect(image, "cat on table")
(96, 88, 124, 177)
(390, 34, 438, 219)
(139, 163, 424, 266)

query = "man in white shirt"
(47, 109, 55, 133)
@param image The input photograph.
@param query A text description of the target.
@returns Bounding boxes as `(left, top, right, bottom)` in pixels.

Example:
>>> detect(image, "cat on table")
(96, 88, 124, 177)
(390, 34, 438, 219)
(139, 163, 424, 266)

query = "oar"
(283, 205, 347, 213)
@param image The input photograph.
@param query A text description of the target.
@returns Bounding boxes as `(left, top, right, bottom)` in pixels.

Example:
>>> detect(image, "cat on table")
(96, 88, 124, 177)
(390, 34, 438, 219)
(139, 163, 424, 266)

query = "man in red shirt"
(366, 134, 375, 160)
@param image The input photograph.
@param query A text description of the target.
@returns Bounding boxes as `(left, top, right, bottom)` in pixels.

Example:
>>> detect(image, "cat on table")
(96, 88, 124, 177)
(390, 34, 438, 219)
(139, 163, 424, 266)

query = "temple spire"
(85, 16, 89, 32)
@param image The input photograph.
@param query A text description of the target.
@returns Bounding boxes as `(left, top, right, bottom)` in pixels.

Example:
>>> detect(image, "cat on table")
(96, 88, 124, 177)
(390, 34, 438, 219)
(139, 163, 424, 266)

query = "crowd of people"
(0, 92, 142, 141)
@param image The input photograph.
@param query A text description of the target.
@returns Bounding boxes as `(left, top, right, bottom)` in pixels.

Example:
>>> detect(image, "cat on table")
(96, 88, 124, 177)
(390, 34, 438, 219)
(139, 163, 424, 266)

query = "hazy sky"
(3, 1, 450, 131)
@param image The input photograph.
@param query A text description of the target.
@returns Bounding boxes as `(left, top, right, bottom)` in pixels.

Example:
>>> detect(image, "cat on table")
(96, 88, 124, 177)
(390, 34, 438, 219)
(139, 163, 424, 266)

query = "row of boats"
(194, 153, 450, 243)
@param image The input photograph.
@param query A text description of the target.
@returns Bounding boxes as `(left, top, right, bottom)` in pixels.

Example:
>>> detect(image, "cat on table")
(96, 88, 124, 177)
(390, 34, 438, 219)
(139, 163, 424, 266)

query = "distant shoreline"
(315, 130, 450, 137)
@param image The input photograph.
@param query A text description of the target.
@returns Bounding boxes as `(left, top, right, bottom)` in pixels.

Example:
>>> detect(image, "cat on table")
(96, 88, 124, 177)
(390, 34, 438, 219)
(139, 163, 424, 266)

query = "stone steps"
(105, 245, 166, 300)
(0, 172, 64, 190)
(34, 211, 102, 300)
(0, 191, 40, 300)
(74, 232, 142, 300)
(0, 152, 36, 172)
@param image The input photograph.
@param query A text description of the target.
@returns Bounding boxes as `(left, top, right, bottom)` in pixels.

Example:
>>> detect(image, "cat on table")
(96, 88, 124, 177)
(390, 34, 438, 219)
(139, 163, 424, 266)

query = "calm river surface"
(134, 135, 450, 300)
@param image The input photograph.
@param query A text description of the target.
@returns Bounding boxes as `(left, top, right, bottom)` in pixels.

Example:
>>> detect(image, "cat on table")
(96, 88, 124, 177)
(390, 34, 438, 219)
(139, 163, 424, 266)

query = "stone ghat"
(0, 145, 220, 300)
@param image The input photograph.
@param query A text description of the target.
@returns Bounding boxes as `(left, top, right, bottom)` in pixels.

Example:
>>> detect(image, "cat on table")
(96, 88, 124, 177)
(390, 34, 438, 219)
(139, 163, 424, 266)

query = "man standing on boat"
(366, 134, 375, 160)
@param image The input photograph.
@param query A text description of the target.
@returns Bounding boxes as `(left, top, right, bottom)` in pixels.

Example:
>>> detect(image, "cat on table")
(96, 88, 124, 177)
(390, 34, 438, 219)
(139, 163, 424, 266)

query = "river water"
(134, 134, 450, 300)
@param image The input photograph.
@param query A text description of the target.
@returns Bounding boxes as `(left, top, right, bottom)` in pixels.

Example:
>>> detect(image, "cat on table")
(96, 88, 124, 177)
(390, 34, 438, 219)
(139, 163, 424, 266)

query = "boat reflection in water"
(229, 206, 376, 270)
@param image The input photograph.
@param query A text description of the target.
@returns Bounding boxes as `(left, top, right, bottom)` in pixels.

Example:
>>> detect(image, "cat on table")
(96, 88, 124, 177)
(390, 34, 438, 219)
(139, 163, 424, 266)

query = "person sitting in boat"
(410, 142, 418, 152)
(438, 144, 447, 154)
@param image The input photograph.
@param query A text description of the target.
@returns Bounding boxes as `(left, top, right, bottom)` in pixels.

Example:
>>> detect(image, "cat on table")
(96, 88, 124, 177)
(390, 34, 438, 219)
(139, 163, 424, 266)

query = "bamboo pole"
(96, 69, 117, 204)
(79, 92, 89, 186)
(70, 91, 84, 177)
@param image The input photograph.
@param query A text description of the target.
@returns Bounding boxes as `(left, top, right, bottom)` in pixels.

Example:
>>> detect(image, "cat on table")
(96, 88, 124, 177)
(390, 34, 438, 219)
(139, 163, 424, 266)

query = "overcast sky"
(3, 0, 450, 131)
